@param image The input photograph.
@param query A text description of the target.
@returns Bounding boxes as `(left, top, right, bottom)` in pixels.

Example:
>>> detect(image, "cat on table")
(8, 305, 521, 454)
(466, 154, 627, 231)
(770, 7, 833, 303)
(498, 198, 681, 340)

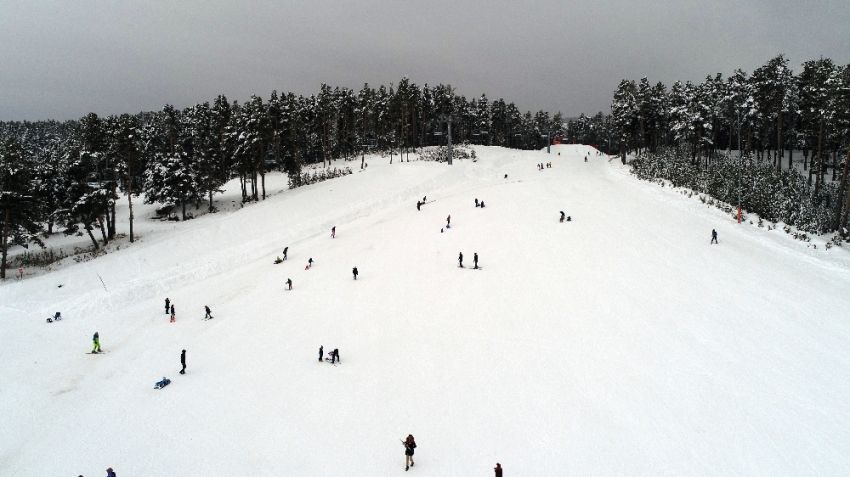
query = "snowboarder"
(92, 332, 101, 353)
(495, 463, 502, 477)
(352, 266, 359, 280)
(283, 247, 288, 261)
(475, 198, 479, 207)
(331, 226, 336, 239)
(165, 298, 170, 314)
(286, 278, 292, 290)
(417, 201, 421, 211)
(154, 377, 170, 389)
(711, 229, 718, 244)
(204, 305, 213, 320)
(54, 312, 62, 321)
(106, 467, 116, 477)
(319, 345, 323, 362)
(403, 435, 416, 470)
(458, 252, 463, 267)
(274, 256, 283, 264)
(180, 349, 186, 374)
(170, 304, 176, 322)
(473, 253, 479, 269)
(560, 211, 565, 223)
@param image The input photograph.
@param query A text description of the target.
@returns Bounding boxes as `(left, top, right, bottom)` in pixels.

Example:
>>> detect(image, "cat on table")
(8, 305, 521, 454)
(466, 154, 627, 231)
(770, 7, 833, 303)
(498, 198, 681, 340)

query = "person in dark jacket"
(480, 201, 485, 208)
(204, 306, 213, 320)
(170, 304, 175, 322)
(417, 201, 421, 211)
(283, 247, 288, 261)
(711, 229, 718, 244)
(286, 278, 292, 290)
(494, 463, 502, 477)
(165, 298, 170, 314)
(180, 349, 186, 374)
(319, 345, 323, 362)
(308, 257, 314, 269)
(332, 348, 340, 363)
(458, 252, 463, 267)
(352, 267, 359, 280)
(331, 226, 336, 239)
(403, 435, 416, 470)
(475, 198, 479, 207)
(560, 211, 565, 223)
(473, 253, 479, 269)
(106, 467, 116, 477)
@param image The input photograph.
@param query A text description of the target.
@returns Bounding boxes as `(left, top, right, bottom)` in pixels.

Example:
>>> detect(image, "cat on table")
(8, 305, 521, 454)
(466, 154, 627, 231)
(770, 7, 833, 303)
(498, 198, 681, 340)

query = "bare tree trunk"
(1, 206, 8, 279)
(835, 146, 850, 230)
(776, 109, 783, 171)
(127, 181, 135, 243)
(181, 202, 187, 221)
(98, 215, 109, 246)
(86, 224, 99, 250)
(814, 121, 824, 198)
(109, 182, 117, 238)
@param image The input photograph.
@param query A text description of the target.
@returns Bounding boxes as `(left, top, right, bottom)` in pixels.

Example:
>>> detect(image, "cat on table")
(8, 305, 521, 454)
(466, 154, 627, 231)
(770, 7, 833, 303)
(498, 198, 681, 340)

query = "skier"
(286, 278, 292, 290)
(584, 155, 588, 162)
(495, 463, 503, 477)
(170, 304, 176, 322)
(480, 201, 485, 208)
(332, 348, 340, 363)
(319, 345, 323, 362)
(165, 298, 170, 314)
(204, 305, 213, 320)
(308, 258, 314, 269)
(417, 201, 421, 211)
(180, 349, 186, 374)
(54, 312, 62, 321)
(403, 435, 416, 470)
(106, 468, 116, 477)
(473, 253, 479, 269)
(331, 226, 336, 239)
(560, 211, 565, 223)
(422, 196, 426, 202)
(458, 252, 464, 268)
(711, 229, 718, 244)
(283, 247, 288, 261)
(352, 266, 359, 280)
(475, 198, 479, 207)
(92, 332, 101, 353)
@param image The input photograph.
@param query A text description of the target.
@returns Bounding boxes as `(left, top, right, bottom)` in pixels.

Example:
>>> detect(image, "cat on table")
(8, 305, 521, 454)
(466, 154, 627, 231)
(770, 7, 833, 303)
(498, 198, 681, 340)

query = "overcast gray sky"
(1, 0, 848, 121)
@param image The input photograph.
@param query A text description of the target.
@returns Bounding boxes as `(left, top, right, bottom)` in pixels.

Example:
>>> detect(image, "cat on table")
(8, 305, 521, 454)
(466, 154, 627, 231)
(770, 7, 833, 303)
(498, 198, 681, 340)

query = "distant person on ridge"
(711, 229, 718, 244)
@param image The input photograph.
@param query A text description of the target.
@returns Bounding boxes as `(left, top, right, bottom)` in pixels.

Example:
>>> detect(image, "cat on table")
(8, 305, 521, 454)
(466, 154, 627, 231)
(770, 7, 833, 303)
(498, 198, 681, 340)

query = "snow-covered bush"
(288, 166, 353, 189)
(630, 147, 841, 234)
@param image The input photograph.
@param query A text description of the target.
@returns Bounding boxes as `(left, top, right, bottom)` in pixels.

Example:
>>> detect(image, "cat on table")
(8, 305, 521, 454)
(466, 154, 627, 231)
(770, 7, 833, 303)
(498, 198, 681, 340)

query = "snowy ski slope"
(1, 145, 849, 476)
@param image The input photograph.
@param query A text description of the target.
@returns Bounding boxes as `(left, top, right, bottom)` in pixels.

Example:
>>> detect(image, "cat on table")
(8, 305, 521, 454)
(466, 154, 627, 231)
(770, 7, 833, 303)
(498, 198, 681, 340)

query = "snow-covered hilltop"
(2, 145, 849, 476)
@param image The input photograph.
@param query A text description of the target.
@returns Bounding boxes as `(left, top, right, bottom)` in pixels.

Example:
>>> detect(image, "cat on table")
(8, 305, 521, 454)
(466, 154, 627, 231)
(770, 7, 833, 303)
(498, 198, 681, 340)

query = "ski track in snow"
(2, 145, 850, 476)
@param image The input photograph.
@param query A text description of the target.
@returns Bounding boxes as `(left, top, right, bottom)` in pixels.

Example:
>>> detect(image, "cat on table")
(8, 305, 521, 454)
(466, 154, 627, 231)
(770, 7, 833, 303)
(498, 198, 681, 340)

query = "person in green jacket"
(92, 332, 101, 353)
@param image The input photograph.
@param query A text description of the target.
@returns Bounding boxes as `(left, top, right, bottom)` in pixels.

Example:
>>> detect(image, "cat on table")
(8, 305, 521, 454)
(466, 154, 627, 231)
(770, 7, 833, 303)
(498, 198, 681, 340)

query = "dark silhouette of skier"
(332, 348, 340, 363)
(283, 247, 288, 261)
(711, 229, 718, 244)
(458, 252, 463, 267)
(170, 304, 175, 322)
(319, 345, 323, 362)
(180, 349, 186, 374)
(480, 201, 485, 208)
(417, 201, 421, 211)
(307, 258, 313, 269)
(286, 278, 292, 290)
(560, 211, 565, 223)
(475, 198, 479, 207)
(352, 266, 359, 280)
(402, 435, 416, 470)
(495, 463, 503, 477)
(473, 253, 479, 269)
(204, 305, 213, 320)
(331, 226, 336, 238)
(165, 298, 170, 314)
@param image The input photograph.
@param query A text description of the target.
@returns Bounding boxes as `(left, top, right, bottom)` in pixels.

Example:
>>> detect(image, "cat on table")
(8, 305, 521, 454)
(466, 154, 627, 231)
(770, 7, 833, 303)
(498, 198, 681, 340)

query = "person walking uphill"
(352, 266, 359, 280)
(319, 345, 323, 362)
(473, 253, 479, 269)
(458, 252, 463, 268)
(711, 229, 718, 244)
(204, 305, 213, 320)
(402, 435, 416, 470)
(180, 349, 186, 374)
(283, 246, 288, 261)
(170, 304, 176, 322)
(91, 332, 101, 353)
(331, 226, 336, 239)
(165, 298, 170, 314)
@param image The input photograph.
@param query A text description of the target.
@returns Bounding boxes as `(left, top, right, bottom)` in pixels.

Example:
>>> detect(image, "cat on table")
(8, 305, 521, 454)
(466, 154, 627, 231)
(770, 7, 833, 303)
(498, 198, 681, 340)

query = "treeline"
(0, 79, 565, 277)
(571, 54, 850, 234)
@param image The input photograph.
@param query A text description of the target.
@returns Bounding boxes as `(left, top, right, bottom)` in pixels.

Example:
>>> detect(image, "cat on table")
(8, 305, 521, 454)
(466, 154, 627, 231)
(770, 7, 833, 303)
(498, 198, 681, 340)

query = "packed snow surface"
(2, 145, 849, 476)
